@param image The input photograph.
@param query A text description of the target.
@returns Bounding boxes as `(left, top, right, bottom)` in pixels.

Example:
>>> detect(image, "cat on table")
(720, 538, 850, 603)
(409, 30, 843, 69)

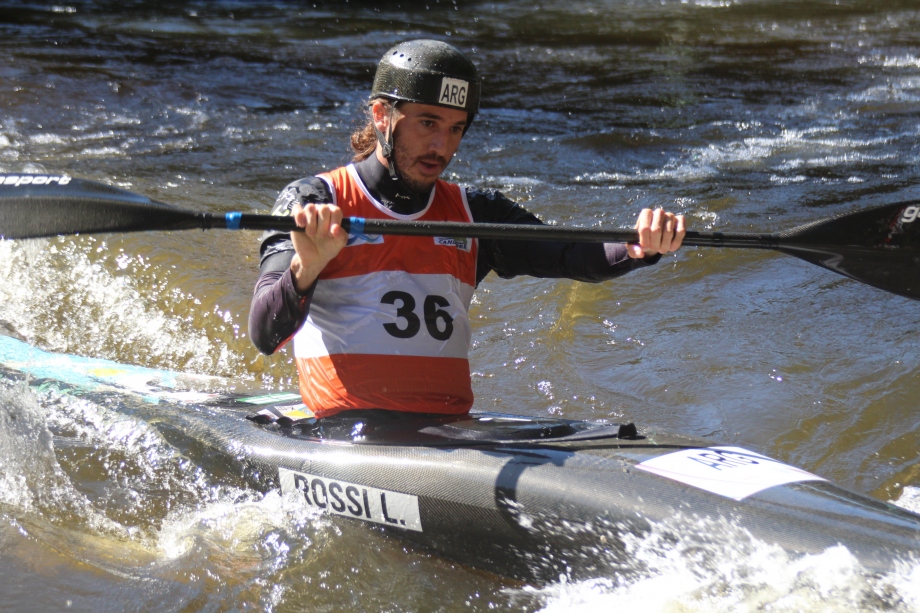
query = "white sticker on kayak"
(279, 468, 422, 532)
(635, 446, 826, 501)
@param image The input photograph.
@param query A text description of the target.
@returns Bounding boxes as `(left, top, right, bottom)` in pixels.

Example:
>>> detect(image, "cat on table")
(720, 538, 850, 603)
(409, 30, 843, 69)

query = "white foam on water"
(28, 133, 68, 145)
(0, 237, 246, 376)
(846, 76, 920, 105)
(78, 145, 126, 158)
(893, 486, 920, 515)
(574, 125, 901, 186)
(511, 515, 920, 613)
(860, 53, 920, 69)
(691, 0, 737, 6)
(4, 97, 206, 161)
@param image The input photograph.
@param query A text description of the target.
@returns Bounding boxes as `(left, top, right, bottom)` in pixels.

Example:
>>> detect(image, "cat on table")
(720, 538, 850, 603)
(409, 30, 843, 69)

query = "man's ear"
(371, 100, 390, 133)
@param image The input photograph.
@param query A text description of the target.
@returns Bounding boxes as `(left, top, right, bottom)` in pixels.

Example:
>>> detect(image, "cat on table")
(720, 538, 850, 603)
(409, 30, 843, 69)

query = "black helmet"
(371, 39, 481, 115)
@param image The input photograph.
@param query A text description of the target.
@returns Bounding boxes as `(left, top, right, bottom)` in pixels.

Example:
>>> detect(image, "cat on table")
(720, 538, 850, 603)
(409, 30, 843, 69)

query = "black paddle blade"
(777, 200, 920, 300)
(0, 174, 200, 239)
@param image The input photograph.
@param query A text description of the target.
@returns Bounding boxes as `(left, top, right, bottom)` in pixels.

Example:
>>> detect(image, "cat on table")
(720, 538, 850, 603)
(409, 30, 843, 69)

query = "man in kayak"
(249, 39, 685, 420)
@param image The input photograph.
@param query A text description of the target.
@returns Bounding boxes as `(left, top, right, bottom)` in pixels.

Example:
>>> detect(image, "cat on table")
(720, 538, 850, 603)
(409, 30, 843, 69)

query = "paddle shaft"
(3, 174, 919, 299)
(218, 212, 778, 249)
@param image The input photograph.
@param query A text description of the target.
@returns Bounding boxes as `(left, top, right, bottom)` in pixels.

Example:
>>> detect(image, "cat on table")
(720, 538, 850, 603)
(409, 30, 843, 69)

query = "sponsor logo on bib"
(434, 236, 471, 252)
(347, 232, 384, 247)
(439, 77, 469, 108)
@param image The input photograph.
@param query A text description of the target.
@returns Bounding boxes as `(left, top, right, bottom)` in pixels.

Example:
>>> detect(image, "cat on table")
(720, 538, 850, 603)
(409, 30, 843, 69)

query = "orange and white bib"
(293, 164, 478, 418)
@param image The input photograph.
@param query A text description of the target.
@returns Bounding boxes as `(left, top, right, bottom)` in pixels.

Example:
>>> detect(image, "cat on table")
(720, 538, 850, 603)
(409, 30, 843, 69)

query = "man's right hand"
(290, 201, 348, 293)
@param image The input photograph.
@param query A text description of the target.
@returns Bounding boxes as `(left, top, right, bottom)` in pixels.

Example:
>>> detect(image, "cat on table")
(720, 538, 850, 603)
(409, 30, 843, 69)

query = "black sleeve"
(248, 177, 333, 355)
(466, 188, 659, 287)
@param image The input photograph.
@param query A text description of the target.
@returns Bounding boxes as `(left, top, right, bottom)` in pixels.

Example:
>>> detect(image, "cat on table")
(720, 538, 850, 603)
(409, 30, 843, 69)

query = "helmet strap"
(373, 102, 399, 179)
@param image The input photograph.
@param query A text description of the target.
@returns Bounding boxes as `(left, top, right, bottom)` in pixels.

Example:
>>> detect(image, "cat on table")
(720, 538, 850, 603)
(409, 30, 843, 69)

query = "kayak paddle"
(1, 173, 919, 300)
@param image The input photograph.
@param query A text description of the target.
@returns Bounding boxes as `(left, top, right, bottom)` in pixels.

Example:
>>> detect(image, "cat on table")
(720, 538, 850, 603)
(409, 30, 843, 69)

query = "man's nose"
(428, 128, 450, 155)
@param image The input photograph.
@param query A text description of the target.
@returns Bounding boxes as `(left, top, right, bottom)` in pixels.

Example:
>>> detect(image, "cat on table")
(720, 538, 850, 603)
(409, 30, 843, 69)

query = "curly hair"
(350, 99, 393, 162)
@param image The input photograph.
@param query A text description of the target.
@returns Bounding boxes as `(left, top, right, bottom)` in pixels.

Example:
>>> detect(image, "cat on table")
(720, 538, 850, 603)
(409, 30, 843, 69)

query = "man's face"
(375, 101, 469, 193)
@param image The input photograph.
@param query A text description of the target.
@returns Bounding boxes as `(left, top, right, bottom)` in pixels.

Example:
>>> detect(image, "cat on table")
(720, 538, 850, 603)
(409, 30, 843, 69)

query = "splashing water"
(0, 237, 248, 377)
(4, 1, 920, 609)
(0, 381, 129, 536)
(0, 379, 337, 610)
(894, 487, 920, 515)
(515, 514, 920, 613)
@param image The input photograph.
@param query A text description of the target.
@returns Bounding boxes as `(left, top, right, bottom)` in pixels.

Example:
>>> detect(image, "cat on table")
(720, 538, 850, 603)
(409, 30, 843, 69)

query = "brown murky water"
(2, 1, 920, 610)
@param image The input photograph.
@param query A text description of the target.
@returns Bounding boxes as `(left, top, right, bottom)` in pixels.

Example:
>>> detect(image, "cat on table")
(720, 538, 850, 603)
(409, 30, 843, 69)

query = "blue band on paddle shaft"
(348, 216, 365, 234)
(225, 212, 242, 230)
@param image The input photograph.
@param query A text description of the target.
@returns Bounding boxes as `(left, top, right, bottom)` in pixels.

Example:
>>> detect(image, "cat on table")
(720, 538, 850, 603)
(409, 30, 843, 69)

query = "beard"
(392, 138, 450, 194)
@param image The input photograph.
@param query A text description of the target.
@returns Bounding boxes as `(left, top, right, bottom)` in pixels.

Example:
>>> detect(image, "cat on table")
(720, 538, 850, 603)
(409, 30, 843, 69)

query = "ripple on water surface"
(3, 0, 920, 610)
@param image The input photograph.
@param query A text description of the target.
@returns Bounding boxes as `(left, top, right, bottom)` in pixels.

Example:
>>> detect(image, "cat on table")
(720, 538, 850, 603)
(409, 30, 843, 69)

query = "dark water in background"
(3, 1, 920, 610)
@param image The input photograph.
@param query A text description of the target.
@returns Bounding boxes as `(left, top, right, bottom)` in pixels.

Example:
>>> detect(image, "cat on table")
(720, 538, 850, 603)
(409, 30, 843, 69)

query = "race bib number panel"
(635, 446, 826, 501)
(279, 468, 423, 532)
(295, 271, 474, 359)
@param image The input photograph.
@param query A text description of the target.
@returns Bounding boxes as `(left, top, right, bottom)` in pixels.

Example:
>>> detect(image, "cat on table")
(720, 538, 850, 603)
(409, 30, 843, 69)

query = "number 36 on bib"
(381, 291, 454, 341)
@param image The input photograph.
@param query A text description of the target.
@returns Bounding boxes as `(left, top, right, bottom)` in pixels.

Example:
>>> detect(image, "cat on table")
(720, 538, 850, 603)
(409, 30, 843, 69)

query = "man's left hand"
(628, 208, 686, 259)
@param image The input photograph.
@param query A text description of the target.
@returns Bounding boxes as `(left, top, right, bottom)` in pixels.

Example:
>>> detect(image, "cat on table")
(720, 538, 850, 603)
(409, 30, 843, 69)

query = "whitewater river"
(2, 1, 920, 610)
